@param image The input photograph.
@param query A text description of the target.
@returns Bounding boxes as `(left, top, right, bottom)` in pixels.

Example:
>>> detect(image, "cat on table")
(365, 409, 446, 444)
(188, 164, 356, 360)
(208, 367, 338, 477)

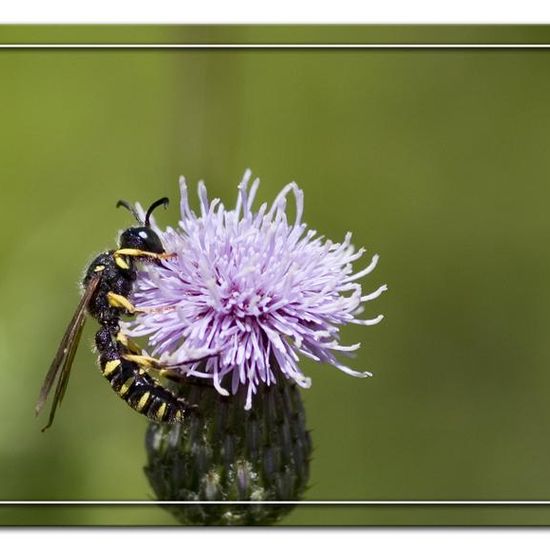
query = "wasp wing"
(35, 273, 102, 431)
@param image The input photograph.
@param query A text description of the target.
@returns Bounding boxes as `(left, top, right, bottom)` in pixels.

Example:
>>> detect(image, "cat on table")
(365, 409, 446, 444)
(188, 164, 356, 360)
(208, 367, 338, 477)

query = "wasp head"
(116, 197, 169, 254)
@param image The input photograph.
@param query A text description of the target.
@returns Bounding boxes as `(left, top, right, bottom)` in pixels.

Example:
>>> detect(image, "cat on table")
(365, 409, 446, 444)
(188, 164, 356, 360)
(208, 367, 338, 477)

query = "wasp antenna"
(145, 197, 169, 227)
(116, 200, 143, 224)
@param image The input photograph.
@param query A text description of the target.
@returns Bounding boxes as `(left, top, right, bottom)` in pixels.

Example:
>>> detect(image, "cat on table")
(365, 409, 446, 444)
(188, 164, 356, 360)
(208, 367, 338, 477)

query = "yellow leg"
(121, 353, 190, 382)
(113, 249, 176, 261)
(107, 292, 137, 314)
(107, 292, 175, 316)
(116, 333, 142, 354)
(121, 353, 159, 368)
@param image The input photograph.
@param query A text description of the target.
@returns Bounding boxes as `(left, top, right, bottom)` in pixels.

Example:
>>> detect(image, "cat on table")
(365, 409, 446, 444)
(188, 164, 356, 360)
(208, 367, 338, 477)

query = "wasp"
(36, 197, 206, 432)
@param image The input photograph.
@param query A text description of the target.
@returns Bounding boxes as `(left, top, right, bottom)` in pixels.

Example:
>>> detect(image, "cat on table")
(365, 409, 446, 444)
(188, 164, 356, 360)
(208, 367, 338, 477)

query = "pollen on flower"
(123, 170, 387, 409)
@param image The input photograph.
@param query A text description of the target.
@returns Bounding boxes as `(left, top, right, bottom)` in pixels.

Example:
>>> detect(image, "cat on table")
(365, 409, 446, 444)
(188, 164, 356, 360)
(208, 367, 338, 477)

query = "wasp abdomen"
(100, 356, 184, 423)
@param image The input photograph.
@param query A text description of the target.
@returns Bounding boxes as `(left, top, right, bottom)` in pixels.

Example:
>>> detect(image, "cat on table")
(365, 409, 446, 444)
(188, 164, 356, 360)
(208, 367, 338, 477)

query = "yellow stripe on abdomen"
(155, 402, 167, 421)
(118, 377, 135, 397)
(136, 391, 151, 412)
(103, 360, 121, 377)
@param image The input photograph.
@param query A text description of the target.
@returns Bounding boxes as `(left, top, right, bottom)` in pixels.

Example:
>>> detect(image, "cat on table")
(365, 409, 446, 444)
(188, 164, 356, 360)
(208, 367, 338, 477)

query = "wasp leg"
(121, 353, 161, 369)
(107, 292, 175, 316)
(107, 292, 138, 314)
(114, 249, 176, 261)
(121, 353, 202, 383)
(122, 349, 220, 387)
(116, 332, 142, 354)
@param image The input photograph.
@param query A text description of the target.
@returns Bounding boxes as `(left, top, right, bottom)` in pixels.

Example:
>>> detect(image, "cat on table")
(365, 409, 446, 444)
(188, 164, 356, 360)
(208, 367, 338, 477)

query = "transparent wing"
(35, 273, 102, 431)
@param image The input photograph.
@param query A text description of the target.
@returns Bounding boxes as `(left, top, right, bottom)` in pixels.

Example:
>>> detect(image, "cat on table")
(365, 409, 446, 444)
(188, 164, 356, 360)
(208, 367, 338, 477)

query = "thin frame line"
(4, 501, 550, 505)
(1, 43, 550, 49)
(11, 37, 548, 506)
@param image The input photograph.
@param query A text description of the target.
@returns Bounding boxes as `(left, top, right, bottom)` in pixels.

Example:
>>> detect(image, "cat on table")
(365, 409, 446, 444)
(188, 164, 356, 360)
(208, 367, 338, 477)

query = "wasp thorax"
(119, 227, 165, 254)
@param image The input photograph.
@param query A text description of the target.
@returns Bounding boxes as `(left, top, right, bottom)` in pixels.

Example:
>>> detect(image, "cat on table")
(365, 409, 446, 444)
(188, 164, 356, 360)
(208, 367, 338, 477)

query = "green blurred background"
(2, 25, 550, 525)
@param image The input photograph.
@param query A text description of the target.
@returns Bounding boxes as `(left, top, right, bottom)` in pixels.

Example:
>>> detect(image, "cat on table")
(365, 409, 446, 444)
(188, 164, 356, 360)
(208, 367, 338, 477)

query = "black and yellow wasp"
(36, 198, 199, 431)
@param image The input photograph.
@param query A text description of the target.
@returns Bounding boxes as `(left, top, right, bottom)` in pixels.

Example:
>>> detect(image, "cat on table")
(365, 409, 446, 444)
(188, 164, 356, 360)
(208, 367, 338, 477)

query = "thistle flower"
(124, 170, 386, 409)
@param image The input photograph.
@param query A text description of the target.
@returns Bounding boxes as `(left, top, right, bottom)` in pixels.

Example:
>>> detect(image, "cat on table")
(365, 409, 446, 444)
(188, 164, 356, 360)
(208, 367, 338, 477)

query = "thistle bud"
(144, 374, 312, 525)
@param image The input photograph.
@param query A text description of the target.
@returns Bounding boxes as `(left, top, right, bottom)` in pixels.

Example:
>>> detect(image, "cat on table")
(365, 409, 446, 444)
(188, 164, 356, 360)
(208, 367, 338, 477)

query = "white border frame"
(9, 36, 550, 507)
(3, 0, 550, 24)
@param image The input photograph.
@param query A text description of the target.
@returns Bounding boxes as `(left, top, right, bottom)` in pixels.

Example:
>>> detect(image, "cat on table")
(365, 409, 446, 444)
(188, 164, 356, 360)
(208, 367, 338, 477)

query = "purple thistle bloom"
(123, 170, 387, 409)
